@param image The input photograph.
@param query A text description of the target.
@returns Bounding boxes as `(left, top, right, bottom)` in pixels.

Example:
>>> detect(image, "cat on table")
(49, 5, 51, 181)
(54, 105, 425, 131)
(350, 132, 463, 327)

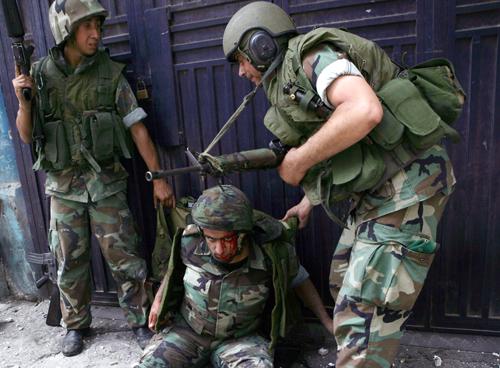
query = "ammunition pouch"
(376, 73, 461, 152)
(42, 119, 71, 170)
(85, 109, 132, 162)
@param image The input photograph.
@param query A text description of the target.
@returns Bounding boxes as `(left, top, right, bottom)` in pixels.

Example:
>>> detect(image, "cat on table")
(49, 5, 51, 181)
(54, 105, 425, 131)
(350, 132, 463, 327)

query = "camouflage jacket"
(155, 212, 302, 349)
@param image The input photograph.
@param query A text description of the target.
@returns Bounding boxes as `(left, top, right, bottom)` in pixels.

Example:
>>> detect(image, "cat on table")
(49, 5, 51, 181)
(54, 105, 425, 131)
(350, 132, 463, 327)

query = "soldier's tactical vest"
(263, 28, 464, 205)
(32, 49, 133, 172)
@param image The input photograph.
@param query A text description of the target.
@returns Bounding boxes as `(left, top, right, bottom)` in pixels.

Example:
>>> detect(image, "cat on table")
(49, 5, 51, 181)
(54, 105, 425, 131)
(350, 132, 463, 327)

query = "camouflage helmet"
(49, 0, 108, 45)
(192, 185, 253, 232)
(222, 1, 296, 62)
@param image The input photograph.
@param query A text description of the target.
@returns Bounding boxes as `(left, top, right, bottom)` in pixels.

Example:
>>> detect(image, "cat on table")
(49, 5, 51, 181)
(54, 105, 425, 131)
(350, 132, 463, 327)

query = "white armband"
(316, 59, 363, 108)
(123, 107, 147, 128)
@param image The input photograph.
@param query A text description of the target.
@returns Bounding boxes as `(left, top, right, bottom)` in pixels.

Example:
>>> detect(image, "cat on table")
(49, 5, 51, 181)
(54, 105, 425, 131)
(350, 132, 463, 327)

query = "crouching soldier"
(137, 185, 332, 367)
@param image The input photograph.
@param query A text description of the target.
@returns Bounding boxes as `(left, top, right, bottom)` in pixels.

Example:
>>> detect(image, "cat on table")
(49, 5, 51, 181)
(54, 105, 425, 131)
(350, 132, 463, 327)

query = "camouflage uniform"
(36, 45, 150, 330)
(138, 218, 302, 367)
(302, 46, 456, 367)
(222, 3, 459, 366)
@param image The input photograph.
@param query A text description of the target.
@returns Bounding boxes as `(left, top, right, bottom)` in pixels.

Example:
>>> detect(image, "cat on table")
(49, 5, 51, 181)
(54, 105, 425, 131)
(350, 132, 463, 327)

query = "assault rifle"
(1, 0, 34, 101)
(25, 252, 61, 326)
(146, 139, 289, 181)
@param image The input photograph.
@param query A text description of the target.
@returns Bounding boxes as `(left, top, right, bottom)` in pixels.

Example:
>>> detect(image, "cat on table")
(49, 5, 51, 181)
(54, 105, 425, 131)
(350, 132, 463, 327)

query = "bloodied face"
(202, 228, 241, 264)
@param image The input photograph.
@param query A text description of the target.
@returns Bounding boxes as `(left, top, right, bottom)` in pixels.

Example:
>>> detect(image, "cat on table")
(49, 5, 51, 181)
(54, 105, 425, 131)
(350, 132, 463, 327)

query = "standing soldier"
(222, 2, 460, 367)
(11, 0, 175, 357)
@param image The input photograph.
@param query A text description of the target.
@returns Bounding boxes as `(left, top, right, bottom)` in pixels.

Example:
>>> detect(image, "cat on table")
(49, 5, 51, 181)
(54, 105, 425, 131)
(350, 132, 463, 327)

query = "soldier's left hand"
(153, 179, 176, 208)
(277, 148, 307, 186)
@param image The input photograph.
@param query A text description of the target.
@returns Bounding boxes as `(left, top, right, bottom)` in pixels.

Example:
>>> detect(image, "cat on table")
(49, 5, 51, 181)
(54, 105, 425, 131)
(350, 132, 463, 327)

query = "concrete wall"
(0, 89, 37, 299)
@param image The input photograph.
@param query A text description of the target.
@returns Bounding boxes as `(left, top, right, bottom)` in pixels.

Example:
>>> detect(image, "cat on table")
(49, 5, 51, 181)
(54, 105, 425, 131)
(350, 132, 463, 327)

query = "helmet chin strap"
(201, 50, 285, 157)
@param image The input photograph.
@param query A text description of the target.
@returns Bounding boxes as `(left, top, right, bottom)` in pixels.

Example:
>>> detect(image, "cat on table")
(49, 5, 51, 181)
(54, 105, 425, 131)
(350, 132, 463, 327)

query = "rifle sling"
(202, 51, 285, 157)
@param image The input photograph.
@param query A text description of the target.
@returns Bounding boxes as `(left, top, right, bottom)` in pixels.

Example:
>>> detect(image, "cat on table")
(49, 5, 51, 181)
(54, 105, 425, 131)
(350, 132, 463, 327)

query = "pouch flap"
(331, 144, 363, 185)
(350, 144, 385, 192)
(378, 78, 442, 136)
(370, 104, 405, 149)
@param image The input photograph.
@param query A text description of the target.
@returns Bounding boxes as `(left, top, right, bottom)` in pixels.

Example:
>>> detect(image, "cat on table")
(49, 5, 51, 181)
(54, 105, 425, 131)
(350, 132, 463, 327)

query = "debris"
(493, 352, 500, 358)
(0, 317, 14, 323)
(327, 363, 335, 367)
(433, 355, 442, 367)
(318, 347, 329, 356)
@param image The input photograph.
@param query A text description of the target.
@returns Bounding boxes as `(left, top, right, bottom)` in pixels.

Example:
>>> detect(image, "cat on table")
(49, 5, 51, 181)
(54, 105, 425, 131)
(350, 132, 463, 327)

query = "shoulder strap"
(31, 57, 50, 171)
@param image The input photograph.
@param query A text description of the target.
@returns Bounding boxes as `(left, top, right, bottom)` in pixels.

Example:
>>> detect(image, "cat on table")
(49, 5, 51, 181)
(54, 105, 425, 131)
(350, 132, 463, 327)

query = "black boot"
(132, 326, 153, 349)
(62, 328, 89, 357)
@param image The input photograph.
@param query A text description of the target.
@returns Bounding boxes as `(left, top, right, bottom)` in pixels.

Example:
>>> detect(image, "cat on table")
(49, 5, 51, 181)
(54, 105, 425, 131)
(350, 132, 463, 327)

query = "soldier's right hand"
(12, 73, 34, 106)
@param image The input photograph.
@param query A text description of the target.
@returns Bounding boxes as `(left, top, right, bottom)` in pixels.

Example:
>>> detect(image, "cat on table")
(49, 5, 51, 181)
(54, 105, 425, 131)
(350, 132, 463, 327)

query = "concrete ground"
(1, 297, 499, 368)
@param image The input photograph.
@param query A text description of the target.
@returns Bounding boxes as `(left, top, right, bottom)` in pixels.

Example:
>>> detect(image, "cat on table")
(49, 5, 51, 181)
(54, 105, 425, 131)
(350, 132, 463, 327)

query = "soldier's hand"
(282, 195, 313, 229)
(153, 179, 176, 208)
(12, 73, 34, 106)
(277, 148, 308, 186)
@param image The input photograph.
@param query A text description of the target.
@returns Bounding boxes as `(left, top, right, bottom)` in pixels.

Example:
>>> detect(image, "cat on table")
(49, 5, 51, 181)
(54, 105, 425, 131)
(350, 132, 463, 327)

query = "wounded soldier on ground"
(136, 185, 333, 367)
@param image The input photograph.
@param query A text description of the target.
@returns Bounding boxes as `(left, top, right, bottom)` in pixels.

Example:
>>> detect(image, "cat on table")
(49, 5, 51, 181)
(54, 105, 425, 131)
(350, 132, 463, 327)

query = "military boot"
(132, 326, 154, 349)
(62, 328, 90, 357)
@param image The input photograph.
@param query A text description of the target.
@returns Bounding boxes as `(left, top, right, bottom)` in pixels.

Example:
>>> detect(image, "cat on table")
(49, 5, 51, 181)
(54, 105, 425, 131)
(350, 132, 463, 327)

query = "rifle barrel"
(145, 165, 204, 181)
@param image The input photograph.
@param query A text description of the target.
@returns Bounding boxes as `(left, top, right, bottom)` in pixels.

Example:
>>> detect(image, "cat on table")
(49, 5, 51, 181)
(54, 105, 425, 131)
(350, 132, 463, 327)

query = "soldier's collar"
(248, 241, 267, 271)
(49, 46, 102, 76)
(193, 238, 211, 256)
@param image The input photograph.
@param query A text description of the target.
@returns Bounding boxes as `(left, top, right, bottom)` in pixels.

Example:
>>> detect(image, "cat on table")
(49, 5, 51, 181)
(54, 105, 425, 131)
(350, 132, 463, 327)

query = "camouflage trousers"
(329, 192, 450, 367)
(137, 316, 273, 368)
(49, 192, 149, 330)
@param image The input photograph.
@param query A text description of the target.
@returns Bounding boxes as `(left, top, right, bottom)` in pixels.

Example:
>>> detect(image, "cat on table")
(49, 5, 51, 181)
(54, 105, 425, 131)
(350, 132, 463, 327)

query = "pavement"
(0, 297, 499, 368)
